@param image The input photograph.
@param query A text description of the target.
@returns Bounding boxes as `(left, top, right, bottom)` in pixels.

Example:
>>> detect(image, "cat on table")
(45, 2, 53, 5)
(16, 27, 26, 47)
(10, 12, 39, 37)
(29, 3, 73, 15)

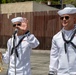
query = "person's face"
(13, 22, 21, 28)
(60, 14, 75, 30)
(13, 18, 28, 35)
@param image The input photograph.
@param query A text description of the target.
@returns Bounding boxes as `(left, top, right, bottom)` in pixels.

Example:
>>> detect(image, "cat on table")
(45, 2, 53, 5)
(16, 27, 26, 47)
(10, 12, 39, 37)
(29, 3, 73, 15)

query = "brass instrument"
(0, 52, 4, 72)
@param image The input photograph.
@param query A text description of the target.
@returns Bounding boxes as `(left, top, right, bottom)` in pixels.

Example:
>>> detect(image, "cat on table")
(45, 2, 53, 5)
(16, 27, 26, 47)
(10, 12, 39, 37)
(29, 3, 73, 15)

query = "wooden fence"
(0, 11, 62, 50)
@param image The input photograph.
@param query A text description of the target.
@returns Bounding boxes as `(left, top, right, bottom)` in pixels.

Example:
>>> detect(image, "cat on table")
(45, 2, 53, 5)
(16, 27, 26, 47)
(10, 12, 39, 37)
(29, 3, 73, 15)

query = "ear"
(74, 17, 76, 24)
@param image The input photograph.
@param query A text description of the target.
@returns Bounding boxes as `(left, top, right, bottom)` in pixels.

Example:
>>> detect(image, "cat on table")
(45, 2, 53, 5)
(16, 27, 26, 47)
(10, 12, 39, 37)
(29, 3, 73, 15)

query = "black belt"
(62, 30, 76, 53)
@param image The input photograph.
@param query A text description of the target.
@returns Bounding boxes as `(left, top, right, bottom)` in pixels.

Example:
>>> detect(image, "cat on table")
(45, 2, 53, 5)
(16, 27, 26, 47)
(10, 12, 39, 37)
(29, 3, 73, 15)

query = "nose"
(63, 17, 66, 20)
(15, 24, 18, 27)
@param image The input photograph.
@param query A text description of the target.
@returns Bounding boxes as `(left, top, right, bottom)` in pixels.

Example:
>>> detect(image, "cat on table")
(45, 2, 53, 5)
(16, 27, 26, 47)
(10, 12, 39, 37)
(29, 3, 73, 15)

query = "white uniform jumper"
(49, 27, 76, 75)
(2, 33, 39, 75)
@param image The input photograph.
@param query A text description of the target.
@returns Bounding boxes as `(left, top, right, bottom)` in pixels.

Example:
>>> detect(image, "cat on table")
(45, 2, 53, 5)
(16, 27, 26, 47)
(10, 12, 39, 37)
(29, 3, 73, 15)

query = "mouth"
(62, 21, 68, 26)
(63, 20, 68, 24)
(63, 22, 67, 24)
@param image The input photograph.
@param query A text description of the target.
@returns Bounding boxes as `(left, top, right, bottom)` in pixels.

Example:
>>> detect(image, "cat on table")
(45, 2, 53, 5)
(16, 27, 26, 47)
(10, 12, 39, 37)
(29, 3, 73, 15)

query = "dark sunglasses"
(13, 24, 21, 27)
(60, 16, 69, 20)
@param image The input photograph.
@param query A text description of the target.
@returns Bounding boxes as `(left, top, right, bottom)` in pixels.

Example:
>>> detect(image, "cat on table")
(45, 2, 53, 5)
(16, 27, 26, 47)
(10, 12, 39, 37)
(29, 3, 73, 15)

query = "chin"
(62, 23, 68, 26)
(63, 25, 67, 27)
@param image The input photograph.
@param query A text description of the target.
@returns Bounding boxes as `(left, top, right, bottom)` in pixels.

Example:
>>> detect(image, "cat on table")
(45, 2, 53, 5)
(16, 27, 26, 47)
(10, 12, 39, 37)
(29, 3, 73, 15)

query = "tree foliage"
(0, 0, 76, 7)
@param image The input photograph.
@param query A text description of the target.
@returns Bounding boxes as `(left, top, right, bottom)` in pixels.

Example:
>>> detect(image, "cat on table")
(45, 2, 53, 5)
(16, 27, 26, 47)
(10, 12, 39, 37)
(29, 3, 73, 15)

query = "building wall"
(0, 1, 58, 14)
(33, 1, 58, 12)
(0, 1, 33, 14)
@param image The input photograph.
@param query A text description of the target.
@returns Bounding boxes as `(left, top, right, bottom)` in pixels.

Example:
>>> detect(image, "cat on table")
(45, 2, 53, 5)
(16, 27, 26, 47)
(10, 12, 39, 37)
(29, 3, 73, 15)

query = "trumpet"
(0, 52, 4, 72)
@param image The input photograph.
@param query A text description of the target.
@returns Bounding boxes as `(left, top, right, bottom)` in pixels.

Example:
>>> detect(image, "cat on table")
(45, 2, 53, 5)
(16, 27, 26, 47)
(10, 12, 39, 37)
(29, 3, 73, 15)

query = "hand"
(17, 18, 28, 31)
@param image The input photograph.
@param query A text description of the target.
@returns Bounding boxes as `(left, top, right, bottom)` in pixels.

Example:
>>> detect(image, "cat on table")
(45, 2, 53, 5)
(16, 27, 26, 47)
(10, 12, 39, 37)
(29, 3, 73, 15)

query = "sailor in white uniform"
(48, 7, 76, 75)
(0, 17, 40, 75)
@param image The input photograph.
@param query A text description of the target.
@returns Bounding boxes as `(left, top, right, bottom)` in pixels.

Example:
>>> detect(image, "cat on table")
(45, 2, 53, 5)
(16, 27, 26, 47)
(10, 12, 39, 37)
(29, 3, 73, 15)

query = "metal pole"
(60, 0, 63, 9)
(13, 34, 16, 75)
(13, 29, 18, 75)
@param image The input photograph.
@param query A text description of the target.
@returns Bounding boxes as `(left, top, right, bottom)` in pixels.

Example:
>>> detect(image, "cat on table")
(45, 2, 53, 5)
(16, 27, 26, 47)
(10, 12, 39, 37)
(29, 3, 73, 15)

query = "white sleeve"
(27, 34, 40, 48)
(2, 39, 11, 64)
(49, 37, 59, 73)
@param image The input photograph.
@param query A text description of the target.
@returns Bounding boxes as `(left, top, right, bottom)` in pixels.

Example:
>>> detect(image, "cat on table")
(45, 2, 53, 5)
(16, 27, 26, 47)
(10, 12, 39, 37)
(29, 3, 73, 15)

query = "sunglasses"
(60, 16, 69, 20)
(13, 24, 21, 27)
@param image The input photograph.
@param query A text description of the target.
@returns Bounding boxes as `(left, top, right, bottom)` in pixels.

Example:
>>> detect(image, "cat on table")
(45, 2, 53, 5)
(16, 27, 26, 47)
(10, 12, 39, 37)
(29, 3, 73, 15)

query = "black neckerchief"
(11, 30, 30, 57)
(62, 29, 76, 53)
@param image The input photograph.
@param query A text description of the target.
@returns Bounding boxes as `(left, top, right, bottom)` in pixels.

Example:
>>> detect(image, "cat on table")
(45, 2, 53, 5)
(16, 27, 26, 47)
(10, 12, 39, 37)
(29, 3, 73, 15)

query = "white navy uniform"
(49, 27, 76, 75)
(2, 33, 39, 75)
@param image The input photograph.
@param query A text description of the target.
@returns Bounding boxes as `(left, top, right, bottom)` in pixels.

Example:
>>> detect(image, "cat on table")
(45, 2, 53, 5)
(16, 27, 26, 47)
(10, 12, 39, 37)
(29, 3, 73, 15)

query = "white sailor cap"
(11, 17, 23, 23)
(57, 7, 76, 16)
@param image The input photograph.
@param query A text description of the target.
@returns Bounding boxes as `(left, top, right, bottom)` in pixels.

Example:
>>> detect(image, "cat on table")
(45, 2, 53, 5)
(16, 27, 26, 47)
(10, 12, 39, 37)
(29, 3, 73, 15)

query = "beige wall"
(33, 2, 58, 12)
(1, 1, 33, 14)
(0, 1, 58, 14)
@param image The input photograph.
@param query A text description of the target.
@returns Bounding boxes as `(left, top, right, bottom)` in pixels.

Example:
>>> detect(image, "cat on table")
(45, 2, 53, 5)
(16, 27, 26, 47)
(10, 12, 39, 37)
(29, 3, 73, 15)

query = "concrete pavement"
(0, 49, 50, 75)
